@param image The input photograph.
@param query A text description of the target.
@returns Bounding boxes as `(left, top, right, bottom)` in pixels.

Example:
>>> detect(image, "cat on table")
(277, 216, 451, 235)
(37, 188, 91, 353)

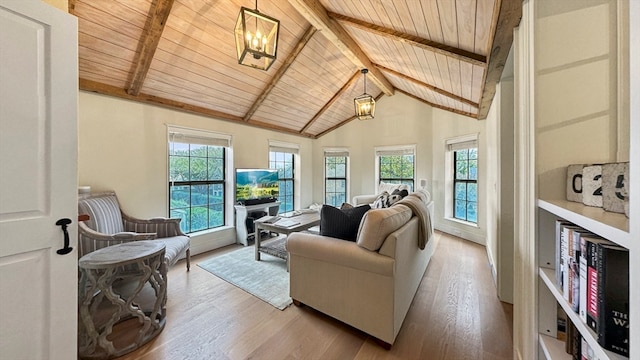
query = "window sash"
(168, 134, 227, 233)
(324, 155, 347, 207)
(269, 151, 295, 213)
(453, 149, 478, 223)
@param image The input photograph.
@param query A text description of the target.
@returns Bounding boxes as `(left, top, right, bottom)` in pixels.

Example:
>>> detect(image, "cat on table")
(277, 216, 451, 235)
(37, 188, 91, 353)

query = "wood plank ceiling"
(72, 0, 522, 138)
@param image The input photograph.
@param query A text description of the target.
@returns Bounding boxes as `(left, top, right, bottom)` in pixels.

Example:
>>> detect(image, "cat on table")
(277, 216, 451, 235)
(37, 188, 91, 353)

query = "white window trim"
(166, 125, 234, 229)
(374, 144, 417, 190)
(268, 140, 300, 211)
(323, 147, 350, 206)
(444, 133, 479, 226)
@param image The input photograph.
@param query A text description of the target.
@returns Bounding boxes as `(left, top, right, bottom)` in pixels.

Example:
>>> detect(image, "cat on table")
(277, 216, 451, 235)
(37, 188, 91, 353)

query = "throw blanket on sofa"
(395, 194, 432, 250)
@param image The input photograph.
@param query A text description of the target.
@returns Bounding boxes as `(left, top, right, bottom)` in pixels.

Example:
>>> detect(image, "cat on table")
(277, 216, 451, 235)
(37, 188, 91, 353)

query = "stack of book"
(555, 220, 629, 357)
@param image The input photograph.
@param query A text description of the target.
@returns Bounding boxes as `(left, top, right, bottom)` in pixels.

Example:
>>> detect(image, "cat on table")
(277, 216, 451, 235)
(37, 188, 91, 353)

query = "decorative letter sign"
(582, 165, 603, 208)
(602, 162, 628, 214)
(567, 162, 629, 216)
(623, 165, 630, 218)
(566, 164, 585, 203)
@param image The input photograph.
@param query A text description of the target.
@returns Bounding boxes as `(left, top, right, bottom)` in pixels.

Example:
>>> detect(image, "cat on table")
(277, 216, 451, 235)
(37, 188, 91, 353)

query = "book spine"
(578, 235, 588, 322)
(596, 244, 629, 356)
(570, 230, 581, 313)
(555, 220, 565, 287)
(562, 227, 572, 301)
(586, 239, 599, 331)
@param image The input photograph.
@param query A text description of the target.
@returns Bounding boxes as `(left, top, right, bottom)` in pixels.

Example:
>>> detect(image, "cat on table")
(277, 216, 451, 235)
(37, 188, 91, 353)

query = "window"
(324, 149, 348, 207)
(375, 145, 415, 190)
(168, 127, 230, 234)
(269, 141, 298, 213)
(446, 135, 478, 224)
(454, 148, 478, 223)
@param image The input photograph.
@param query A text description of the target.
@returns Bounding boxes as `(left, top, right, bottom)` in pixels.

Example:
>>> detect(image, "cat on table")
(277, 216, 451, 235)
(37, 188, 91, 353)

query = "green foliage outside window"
(379, 154, 414, 190)
(169, 143, 225, 233)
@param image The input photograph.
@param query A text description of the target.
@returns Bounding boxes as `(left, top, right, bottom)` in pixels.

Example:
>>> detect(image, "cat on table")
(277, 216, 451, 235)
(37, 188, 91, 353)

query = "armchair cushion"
(78, 195, 124, 234)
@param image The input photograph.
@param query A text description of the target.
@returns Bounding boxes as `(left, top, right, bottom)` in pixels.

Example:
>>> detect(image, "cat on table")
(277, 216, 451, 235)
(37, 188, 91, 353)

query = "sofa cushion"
(372, 188, 410, 209)
(377, 182, 410, 195)
(320, 204, 371, 241)
(356, 204, 412, 251)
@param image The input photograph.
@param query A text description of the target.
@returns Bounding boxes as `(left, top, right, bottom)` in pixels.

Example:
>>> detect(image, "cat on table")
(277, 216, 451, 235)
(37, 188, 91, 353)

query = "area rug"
(198, 242, 292, 310)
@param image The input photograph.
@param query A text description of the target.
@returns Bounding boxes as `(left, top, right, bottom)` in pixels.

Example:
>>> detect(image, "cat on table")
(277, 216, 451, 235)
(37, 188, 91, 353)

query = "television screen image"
(236, 168, 279, 204)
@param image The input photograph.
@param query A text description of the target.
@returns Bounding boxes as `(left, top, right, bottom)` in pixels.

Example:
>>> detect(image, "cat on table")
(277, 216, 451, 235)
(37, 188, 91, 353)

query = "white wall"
(431, 109, 488, 244)
(535, 0, 624, 200)
(78, 92, 314, 253)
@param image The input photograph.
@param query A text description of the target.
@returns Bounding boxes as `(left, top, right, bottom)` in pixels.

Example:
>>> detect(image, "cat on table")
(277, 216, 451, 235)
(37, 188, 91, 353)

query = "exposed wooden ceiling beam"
(328, 11, 487, 67)
(244, 26, 317, 122)
(126, 0, 175, 96)
(79, 78, 314, 138)
(396, 89, 477, 119)
(375, 64, 479, 108)
(68, 0, 77, 14)
(476, 0, 522, 119)
(312, 93, 385, 138)
(288, 0, 394, 96)
(300, 70, 361, 133)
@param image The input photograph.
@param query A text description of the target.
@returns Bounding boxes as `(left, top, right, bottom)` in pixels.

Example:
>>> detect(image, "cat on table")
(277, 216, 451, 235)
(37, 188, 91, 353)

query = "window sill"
(445, 217, 478, 228)
(187, 225, 234, 239)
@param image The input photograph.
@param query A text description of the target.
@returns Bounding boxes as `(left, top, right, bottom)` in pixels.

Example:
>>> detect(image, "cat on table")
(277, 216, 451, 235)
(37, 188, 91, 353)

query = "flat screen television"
(235, 168, 279, 205)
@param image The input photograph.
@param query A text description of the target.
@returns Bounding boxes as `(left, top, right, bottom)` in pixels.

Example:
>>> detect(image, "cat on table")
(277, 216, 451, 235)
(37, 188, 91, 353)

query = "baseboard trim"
(188, 226, 236, 256)
(435, 223, 486, 245)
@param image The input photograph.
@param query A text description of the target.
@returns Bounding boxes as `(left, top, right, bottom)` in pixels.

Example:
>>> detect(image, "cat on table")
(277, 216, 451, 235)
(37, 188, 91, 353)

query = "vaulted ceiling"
(72, 0, 521, 138)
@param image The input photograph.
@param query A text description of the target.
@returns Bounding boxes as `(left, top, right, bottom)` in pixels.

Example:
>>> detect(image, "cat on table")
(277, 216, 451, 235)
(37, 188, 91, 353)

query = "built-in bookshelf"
(537, 201, 630, 360)
(527, 0, 637, 358)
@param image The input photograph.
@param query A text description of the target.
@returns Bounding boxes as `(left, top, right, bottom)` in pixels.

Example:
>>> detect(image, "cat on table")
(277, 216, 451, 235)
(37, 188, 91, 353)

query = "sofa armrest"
(286, 232, 394, 276)
(352, 194, 377, 206)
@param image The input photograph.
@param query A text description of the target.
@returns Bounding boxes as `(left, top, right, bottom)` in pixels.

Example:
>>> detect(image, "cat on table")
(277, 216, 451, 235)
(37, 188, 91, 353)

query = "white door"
(0, 1, 78, 358)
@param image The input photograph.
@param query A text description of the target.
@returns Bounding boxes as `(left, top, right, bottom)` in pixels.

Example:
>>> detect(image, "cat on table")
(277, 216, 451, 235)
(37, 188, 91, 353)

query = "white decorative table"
(78, 240, 167, 359)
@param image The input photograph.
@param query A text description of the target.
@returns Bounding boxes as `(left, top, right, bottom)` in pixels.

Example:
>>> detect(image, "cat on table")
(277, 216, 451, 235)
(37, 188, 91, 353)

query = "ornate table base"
(78, 241, 167, 359)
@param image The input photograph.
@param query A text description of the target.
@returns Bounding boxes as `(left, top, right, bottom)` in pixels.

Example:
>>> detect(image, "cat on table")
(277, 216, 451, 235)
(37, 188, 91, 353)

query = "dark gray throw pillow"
(320, 204, 371, 241)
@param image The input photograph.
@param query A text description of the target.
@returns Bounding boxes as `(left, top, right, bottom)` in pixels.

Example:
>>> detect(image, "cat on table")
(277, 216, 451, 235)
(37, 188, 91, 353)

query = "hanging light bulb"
(354, 69, 376, 120)
(234, 0, 280, 71)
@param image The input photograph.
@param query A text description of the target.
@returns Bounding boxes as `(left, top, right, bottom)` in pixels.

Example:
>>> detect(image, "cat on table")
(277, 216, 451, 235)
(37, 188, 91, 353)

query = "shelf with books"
(539, 268, 627, 360)
(537, 199, 630, 249)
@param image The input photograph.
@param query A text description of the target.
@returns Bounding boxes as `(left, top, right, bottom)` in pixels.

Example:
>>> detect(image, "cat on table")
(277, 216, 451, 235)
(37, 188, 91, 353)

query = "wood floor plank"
(116, 231, 513, 359)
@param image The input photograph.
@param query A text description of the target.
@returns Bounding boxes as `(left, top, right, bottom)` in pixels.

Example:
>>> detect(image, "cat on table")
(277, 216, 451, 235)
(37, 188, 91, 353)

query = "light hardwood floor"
(118, 231, 513, 360)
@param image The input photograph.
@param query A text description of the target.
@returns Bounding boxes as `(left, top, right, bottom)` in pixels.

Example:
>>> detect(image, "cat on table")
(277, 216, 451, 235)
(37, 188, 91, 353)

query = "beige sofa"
(286, 191, 434, 348)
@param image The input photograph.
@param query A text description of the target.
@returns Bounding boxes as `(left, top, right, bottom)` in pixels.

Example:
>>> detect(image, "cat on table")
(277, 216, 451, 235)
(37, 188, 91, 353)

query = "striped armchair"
(78, 191, 190, 270)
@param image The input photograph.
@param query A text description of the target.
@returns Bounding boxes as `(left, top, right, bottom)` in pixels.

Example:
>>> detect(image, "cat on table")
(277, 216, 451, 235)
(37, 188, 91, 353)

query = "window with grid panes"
(269, 151, 294, 213)
(325, 155, 347, 206)
(453, 148, 478, 223)
(169, 142, 226, 234)
(378, 153, 414, 190)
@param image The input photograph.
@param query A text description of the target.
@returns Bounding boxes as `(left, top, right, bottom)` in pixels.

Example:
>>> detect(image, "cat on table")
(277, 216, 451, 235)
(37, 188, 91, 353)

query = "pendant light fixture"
(354, 69, 375, 120)
(235, 0, 280, 71)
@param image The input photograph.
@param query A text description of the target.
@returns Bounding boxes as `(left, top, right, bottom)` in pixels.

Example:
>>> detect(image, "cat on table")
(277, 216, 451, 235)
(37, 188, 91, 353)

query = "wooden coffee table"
(254, 211, 320, 265)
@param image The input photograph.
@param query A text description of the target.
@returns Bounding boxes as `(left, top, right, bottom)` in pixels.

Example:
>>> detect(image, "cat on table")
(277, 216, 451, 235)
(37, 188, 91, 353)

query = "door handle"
(55, 218, 73, 255)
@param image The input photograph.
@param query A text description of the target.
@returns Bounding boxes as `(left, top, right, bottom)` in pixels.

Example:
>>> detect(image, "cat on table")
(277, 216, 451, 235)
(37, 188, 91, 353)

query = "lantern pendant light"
(235, 0, 280, 71)
(354, 69, 375, 120)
